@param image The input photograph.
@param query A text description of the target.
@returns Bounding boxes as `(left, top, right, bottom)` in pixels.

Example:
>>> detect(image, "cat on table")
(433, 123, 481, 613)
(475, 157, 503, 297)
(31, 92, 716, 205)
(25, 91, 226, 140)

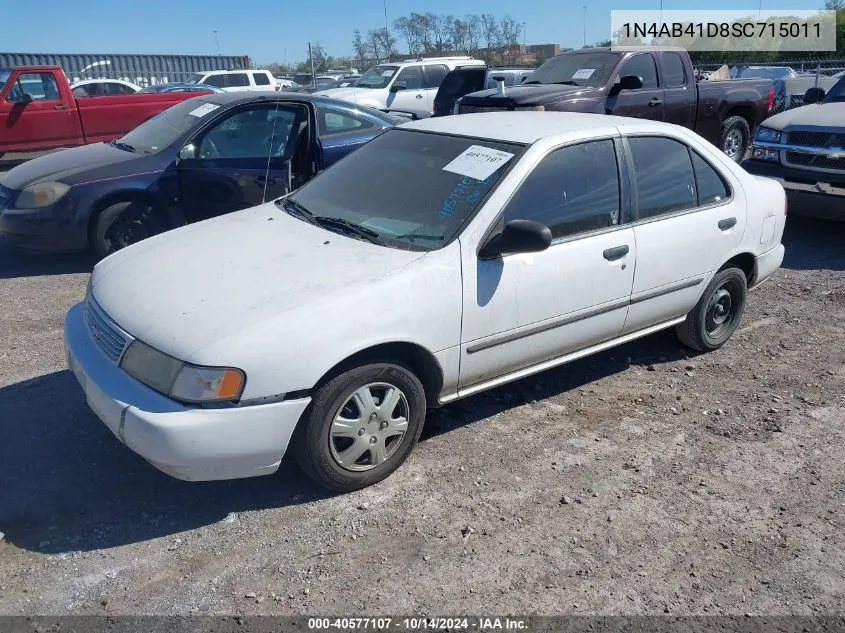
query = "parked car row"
(59, 111, 786, 491)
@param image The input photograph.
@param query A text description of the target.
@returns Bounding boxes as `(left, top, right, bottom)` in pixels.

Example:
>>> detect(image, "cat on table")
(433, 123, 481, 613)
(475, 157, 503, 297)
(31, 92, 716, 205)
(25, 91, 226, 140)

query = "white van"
(314, 56, 485, 112)
(185, 69, 279, 92)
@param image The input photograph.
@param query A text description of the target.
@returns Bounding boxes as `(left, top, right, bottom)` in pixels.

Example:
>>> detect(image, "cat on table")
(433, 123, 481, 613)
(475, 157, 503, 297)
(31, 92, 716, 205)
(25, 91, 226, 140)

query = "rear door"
(177, 103, 303, 222)
(433, 68, 486, 116)
(660, 51, 696, 128)
(621, 134, 747, 334)
(608, 53, 665, 121)
(420, 63, 450, 111)
(0, 70, 81, 151)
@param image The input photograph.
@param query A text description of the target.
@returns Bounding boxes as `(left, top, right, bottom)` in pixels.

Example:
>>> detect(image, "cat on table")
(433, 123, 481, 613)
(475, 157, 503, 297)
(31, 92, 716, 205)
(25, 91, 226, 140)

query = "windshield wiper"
(394, 233, 445, 243)
(279, 198, 316, 224)
(554, 81, 579, 85)
(313, 216, 384, 245)
(110, 140, 135, 153)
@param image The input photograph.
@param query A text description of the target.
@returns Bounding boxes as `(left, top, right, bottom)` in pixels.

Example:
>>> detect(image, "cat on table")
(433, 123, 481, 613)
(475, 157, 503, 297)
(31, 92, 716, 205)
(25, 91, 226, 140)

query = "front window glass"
(199, 107, 297, 158)
(356, 65, 398, 89)
(117, 99, 219, 154)
(826, 77, 845, 102)
(6, 72, 61, 102)
(0, 69, 10, 93)
(283, 129, 524, 251)
(525, 52, 620, 88)
(619, 54, 659, 89)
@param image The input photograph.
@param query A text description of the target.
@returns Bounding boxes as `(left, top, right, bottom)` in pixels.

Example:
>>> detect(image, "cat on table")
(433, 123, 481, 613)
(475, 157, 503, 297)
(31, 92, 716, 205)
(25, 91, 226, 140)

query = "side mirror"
(479, 219, 552, 258)
(179, 143, 197, 160)
(616, 75, 644, 92)
(19, 93, 34, 105)
(390, 81, 407, 93)
(803, 87, 826, 104)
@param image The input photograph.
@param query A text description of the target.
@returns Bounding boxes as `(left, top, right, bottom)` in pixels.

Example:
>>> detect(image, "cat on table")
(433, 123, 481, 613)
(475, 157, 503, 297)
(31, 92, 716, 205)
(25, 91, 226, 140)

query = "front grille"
(458, 104, 510, 114)
(787, 130, 845, 148)
(786, 152, 845, 171)
(85, 298, 129, 362)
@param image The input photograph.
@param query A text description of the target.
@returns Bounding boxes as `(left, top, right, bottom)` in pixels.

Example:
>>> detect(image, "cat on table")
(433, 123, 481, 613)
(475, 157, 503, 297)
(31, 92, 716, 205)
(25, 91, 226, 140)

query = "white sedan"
(70, 79, 141, 97)
(64, 112, 786, 492)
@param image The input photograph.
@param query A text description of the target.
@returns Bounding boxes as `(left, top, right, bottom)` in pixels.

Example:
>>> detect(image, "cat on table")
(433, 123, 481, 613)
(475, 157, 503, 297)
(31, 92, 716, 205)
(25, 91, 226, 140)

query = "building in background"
(475, 43, 562, 66)
(0, 52, 251, 87)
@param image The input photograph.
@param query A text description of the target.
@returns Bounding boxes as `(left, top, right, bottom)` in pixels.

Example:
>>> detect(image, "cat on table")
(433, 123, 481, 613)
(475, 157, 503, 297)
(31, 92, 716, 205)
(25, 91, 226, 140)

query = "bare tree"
(825, 0, 844, 9)
(466, 15, 482, 56)
(499, 16, 521, 64)
(449, 17, 469, 54)
(370, 28, 396, 63)
(410, 12, 432, 54)
(394, 17, 419, 55)
(368, 29, 383, 63)
(352, 29, 370, 68)
(310, 43, 328, 72)
(480, 14, 500, 62)
(427, 12, 450, 54)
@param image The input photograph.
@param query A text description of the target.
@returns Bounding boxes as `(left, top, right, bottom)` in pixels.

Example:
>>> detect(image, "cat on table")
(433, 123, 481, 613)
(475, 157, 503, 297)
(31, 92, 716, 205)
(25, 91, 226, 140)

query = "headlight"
(754, 127, 782, 144)
(14, 182, 70, 209)
(120, 340, 245, 403)
(515, 105, 545, 111)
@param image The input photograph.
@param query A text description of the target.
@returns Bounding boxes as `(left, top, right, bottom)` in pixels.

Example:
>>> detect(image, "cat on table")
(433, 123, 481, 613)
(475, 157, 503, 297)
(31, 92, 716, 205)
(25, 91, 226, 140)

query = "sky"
(2, 0, 829, 66)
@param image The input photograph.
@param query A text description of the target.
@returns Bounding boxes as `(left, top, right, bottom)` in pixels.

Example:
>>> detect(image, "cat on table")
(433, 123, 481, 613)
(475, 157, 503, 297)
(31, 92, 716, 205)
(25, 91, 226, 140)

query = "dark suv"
(432, 67, 533, 117)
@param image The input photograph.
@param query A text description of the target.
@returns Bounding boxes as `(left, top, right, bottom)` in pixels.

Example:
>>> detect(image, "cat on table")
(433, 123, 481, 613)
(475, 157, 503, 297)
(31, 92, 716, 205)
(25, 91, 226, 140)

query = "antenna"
(262, 97, 282, 202)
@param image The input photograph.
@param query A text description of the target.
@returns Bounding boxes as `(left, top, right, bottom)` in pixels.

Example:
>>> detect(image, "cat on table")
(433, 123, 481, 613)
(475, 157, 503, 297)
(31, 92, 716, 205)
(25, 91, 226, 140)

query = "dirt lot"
(0, 177, 844, 615)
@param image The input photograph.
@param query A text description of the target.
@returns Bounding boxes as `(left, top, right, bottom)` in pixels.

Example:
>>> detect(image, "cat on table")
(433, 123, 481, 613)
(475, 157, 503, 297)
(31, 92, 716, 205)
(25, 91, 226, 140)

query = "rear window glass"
(253, 72, 271, 86)
(437, 69, 487, 99)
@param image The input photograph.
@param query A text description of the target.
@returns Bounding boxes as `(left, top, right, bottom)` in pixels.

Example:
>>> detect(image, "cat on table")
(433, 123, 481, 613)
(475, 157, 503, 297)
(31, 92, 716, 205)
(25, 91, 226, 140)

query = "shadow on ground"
(0, 242, 96, 280)
(781, 214, 845, 271)
(0, 331, 691, 555)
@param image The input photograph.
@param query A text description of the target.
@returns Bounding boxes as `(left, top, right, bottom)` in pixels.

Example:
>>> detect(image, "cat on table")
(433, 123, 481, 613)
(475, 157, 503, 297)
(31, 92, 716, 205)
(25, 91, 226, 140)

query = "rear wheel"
(675, 266, 747, 352)
(292, 362, 426, 492)
(720, 116, 750, 163)
(93, 200, 165, 258)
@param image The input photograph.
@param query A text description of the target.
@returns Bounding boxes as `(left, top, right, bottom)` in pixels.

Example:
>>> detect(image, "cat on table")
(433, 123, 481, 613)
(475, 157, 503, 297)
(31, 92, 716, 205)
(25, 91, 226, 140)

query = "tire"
(93, 200, 165, 259)
(292, 362, 427, 492)
(675, 266, 748, 353)
(720, 116, 750, 163)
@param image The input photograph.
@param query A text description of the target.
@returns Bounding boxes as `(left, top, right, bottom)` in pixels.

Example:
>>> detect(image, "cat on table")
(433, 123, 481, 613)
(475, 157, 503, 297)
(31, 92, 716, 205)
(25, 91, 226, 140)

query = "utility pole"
(583, 6, 587, 47)
(213, 30, 220, 55)
(522, 22, 526, 52)
(383, 0, 390, 61)
(308, 42, 316, 88)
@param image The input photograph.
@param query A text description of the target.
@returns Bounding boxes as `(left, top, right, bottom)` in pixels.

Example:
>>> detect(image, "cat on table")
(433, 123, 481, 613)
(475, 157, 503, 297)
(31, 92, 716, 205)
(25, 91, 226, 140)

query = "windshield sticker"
(440, 174, 493, 220)
(382, 70, 394, 77)
(572, 68, 596, 80)
(443, 145, 515, 181)
(187, 103, 221, 118)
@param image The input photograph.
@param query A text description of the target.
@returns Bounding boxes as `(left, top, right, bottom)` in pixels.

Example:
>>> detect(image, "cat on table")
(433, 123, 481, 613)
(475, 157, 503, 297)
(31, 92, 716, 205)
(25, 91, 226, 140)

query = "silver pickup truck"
(742, 77, 845, 220)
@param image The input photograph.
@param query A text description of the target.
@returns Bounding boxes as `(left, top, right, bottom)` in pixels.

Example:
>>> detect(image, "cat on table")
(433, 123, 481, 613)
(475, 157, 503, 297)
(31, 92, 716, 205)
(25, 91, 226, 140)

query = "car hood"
(91, 203, 426, 360)
(762, 102, 845, 130)
(1, 142, 147, 189)
(461, 83, 601, 106)
(314, 87, 368, 102)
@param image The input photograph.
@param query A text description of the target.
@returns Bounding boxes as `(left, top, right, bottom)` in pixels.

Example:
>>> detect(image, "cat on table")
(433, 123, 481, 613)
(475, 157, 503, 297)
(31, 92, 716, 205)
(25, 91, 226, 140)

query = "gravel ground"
(0, 171, 844, 616)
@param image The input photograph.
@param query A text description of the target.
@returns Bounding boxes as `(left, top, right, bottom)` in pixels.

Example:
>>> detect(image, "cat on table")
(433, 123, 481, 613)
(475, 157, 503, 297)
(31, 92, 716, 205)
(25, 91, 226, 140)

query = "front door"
(621, 134, 748, 335)
(386, 65, 426, 111)
(459, 138, 636, 390)
(177, 104, 303, 223)
(0, 71, 81, 150)
(607, 53, 665, 122)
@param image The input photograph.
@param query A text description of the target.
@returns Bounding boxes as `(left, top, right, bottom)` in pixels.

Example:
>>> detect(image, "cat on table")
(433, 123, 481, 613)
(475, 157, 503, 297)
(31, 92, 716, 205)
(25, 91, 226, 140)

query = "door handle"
(718, 217, 737, 231)
(254, 176, 277, 187)
(53, 104, 70, 110)
(603, 245, 630, 261)
(415, 94, 423, 99)
(648, 98, 662, 107)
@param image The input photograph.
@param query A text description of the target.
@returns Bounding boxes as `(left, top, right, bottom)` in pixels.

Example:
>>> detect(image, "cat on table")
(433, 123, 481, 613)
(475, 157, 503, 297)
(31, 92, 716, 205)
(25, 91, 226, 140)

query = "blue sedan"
(0, 93, 395, 257)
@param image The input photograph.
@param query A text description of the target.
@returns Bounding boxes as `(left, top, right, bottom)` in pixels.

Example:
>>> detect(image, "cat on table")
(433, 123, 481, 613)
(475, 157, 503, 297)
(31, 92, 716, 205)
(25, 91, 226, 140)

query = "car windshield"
(525, 52, 620, 87)
(116, 98, 213, 153)
(826, 78, 845, 102)
(185, 73, 204, 84)
(356, 65, 398, 89)
(737, 67, 793, 79)
(280, 129, 523, 251)
(0, 69, 10, 92)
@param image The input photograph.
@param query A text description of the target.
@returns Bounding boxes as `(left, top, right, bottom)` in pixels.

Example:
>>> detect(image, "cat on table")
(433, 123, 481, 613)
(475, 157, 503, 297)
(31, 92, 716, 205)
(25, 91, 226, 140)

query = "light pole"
(583, 6, 587, 47)
(522, 22, 526, 53)
(213, 30, 220, 55)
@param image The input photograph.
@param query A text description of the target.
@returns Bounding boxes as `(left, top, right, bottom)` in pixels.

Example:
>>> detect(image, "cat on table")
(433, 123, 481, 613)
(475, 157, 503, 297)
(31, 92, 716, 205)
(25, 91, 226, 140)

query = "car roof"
(398, 111, 672, 144)
(189, 91, 397, 121)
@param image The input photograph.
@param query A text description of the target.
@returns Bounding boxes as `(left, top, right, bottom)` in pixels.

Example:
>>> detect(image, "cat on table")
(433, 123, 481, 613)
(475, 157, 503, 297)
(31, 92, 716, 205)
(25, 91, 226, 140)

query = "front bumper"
(64, 303, 311, 481)
(741, 159, 845, 221)
(0, 201, 89, 253)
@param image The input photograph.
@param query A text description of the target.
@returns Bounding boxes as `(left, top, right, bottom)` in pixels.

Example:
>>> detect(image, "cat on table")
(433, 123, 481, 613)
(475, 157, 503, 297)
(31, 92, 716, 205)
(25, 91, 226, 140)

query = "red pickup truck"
(0, 66, 209, 156)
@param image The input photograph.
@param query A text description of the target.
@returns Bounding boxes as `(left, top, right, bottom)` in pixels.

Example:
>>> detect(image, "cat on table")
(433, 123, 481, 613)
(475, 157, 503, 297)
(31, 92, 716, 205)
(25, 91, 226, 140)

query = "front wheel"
(720, 116, 750, 163)
(675, 266, 748, 352)
(292, 362, 427, 492)
(93, 200, 165, 258)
